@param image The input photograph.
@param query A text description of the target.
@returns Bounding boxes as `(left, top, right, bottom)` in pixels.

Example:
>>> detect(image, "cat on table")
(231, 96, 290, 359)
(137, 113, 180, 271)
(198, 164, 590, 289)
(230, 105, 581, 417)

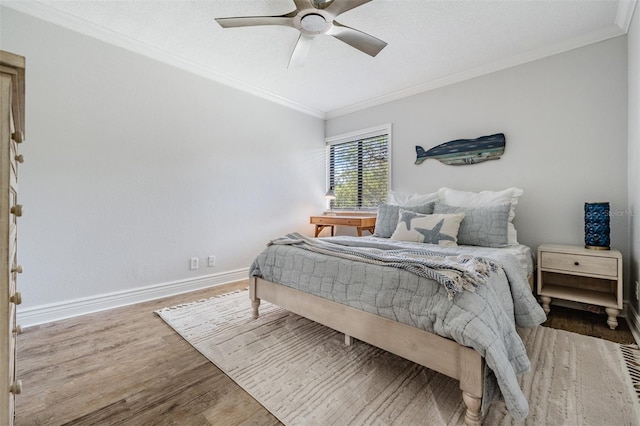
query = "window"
(326, 124, 391, 211)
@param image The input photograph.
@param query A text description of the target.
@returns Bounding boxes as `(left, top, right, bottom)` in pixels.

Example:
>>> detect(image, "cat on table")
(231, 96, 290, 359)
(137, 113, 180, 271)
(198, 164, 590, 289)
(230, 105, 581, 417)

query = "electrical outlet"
(635, 281, 639, 301)
(208, 256, 216, 267)
(190, 257, 199, 270)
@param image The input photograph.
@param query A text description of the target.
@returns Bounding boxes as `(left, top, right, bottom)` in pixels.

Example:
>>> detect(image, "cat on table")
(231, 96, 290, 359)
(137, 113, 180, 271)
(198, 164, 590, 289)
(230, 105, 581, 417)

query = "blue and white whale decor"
(415, 133, 506, 166)
(584, 202, 610, 250)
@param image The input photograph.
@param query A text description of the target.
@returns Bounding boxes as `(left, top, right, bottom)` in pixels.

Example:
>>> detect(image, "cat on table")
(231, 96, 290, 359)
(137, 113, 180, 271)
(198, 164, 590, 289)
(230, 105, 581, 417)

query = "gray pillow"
(433, 202, 510, 247)
(373, 202, 435, 238)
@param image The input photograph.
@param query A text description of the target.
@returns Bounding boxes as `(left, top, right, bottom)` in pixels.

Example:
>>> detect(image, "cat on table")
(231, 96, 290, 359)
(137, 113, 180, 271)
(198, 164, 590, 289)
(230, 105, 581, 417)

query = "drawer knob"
(9, 380, 22, 395)
(11, 204, 23, 217)
(11, 131, 24, 143)
(11, 265, 23, 274)
(574, 261, 580, 266)
(13, 325, 22, 335)
(15, 154, 24, 164)
(10, 292, 22, 305)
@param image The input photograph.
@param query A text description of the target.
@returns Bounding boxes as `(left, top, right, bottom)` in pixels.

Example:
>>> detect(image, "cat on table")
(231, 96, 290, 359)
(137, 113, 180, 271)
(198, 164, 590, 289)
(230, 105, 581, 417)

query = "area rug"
(156, 290, 640, 425)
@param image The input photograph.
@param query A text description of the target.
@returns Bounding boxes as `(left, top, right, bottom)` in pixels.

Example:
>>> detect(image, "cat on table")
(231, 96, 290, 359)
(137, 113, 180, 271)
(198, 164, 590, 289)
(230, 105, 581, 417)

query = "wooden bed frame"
(250, 273, 535, 425)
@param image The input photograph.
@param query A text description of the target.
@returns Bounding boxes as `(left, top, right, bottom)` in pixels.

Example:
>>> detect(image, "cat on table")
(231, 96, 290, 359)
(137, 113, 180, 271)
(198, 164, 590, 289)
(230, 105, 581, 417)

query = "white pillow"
(388, 190, 439, 206)
(390, 210, 465, 246)
(437, 187, 523, 245)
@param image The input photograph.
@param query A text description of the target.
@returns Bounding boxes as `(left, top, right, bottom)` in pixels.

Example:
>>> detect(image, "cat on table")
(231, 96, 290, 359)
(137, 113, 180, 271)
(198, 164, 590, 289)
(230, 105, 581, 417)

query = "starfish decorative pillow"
(390, 210, 465, 246)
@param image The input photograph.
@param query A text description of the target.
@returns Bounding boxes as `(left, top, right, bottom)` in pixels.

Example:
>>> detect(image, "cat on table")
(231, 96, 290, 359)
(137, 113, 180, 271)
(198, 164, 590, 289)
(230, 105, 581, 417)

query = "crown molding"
(326, 23, 626, 119)
(616, 0, 638, 32)
(1, 0, 326, 119)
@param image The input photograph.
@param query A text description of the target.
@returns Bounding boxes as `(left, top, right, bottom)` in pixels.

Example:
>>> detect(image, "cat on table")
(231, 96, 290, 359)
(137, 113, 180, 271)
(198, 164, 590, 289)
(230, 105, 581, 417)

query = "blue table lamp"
(584, 202, 610, 250)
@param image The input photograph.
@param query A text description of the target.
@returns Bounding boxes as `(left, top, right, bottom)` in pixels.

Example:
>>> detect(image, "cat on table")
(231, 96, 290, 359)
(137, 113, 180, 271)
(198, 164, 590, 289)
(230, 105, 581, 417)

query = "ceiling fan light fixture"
(300, 14, 327, 33)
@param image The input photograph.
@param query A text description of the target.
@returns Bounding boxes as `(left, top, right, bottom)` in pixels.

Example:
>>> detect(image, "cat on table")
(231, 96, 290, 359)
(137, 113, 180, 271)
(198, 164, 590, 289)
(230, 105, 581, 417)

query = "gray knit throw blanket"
(269, 233, 502, 300)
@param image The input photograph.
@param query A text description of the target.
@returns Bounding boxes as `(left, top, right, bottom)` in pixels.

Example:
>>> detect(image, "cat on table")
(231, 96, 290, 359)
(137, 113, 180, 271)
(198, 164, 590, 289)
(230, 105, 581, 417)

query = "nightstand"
(537, 244, 623, 330)
(310, 215, 376, 237)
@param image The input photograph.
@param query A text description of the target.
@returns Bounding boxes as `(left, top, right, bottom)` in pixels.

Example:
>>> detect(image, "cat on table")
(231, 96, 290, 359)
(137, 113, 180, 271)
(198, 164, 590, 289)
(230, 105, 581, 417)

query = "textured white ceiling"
(3, 0, 636, 118)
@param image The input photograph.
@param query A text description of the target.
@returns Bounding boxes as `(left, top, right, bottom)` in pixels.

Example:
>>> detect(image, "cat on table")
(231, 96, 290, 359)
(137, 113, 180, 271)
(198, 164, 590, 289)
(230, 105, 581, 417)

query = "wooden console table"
(310, 215, 376, 237)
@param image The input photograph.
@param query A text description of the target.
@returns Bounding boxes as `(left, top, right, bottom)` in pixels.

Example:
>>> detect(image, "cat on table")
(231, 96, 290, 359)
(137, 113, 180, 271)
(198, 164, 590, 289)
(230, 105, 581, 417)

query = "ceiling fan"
(215, 0, 387, 68)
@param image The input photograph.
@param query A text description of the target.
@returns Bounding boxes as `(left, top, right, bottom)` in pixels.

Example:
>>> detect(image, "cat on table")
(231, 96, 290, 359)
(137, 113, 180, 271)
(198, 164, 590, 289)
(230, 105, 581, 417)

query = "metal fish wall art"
(415, 133, 506, 166)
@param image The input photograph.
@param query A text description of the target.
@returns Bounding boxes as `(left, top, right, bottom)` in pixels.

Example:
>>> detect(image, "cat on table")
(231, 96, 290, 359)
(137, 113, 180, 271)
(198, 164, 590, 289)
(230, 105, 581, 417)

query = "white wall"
(327, 37, 629, 290)
(0, 7, 325, 322)
(1, 6, 633, 324)
(628, 5, 640, 318)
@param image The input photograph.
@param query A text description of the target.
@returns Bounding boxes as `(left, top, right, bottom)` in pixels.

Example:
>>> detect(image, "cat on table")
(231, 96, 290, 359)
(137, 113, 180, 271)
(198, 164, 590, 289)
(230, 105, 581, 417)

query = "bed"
(248, 188, 547, 425)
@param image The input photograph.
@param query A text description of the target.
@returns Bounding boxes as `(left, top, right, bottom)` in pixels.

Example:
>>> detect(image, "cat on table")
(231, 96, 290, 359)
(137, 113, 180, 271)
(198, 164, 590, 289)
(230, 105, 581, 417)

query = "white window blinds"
(326, 125, 390, 210)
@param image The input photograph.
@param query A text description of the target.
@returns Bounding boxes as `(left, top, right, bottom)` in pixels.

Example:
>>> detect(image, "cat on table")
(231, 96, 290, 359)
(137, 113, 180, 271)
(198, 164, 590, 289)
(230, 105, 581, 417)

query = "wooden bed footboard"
(249, 277, 484, 426)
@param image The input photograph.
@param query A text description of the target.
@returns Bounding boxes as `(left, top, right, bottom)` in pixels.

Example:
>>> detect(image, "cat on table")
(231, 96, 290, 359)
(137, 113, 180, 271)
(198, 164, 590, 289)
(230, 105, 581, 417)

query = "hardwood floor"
(15, 282, 637, 425)
(16, 281, 279, 426)
(542, 303, 636, 345)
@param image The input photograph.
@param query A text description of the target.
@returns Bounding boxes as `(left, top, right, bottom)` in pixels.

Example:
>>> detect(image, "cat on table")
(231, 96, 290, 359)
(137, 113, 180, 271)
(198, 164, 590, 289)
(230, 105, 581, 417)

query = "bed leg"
(459, 346, 483, 426)
(462, 392, 482, 426)
(251, 299, 261, 319)
(249, 277, 260, 319)
(344, 334, 353, 346)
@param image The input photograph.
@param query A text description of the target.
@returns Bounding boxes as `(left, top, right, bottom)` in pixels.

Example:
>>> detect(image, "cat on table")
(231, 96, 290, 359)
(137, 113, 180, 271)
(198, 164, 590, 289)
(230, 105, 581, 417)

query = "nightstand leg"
(605, 308, 619, 330)
(540, 296, 551, 315)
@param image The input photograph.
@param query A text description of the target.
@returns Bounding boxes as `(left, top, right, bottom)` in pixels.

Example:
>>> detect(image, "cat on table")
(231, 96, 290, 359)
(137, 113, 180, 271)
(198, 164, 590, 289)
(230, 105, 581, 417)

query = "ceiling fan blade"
(327, 21, 387, 57)
(292, 0, 315, 11)
(288, 34, 314, 68)
(325, 0, 372, 17)
(216, 15, 295, 29)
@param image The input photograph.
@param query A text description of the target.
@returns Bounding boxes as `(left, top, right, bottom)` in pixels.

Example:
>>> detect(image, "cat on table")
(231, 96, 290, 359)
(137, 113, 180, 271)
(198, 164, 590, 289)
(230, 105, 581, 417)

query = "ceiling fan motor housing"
(297, 12, 331, 35)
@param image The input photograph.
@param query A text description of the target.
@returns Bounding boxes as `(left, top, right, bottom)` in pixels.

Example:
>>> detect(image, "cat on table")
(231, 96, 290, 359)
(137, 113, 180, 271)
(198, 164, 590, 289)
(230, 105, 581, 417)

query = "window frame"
(325, 123, 392, 212)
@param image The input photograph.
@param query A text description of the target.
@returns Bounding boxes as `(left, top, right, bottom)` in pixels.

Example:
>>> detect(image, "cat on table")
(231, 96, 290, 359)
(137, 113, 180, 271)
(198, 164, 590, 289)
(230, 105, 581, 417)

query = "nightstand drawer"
(540, 251, 618, 277)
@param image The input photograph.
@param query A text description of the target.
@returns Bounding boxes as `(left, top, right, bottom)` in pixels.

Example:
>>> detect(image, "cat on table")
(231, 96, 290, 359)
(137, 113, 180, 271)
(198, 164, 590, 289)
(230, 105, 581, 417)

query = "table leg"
(540, 296, 551, 315)
(605, 308, 619, 330)
(356, 226, 375, 236)
(315, 225, 334, 237)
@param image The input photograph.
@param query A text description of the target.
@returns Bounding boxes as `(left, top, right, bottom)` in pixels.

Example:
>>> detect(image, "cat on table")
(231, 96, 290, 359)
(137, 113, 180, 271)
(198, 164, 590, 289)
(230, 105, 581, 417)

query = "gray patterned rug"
(156, 290, 640, 425)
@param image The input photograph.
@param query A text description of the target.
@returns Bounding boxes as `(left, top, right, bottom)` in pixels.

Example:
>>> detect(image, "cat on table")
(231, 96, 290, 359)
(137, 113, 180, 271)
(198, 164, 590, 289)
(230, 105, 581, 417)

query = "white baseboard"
(626, 301, 640, 345)
(17, 268, 250, 328)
